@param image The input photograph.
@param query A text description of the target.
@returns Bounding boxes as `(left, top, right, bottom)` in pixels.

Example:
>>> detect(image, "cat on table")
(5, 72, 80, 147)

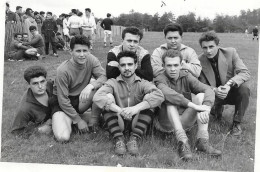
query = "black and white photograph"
(1, 0, 260, 171)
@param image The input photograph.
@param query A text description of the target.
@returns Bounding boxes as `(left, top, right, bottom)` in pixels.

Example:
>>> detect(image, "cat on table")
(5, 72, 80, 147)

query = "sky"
(5, 0, 260, 20)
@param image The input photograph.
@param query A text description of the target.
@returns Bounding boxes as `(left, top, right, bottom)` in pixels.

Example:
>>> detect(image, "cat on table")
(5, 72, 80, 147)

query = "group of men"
(11, 23, 250, 160)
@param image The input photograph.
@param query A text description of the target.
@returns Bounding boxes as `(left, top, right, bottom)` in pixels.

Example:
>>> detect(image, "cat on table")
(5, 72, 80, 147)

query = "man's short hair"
(85, 8, 91, 12)
(47, 12, 52, 16)
(122, 27, 143, 41)
(34, 11, 39, 15)
(24, 66, 47, 83)
(6, 3, 9, 7)
(107, 13, 111, 17)
(70, 35, 91, 50)
(71, 9, 77, 14)
(162, 49, 182, 64)
(163, 23, 183, 37)
(29, 26, 37, 31)
(40, 11, 45, 15)
(14, 33, 22, 38)
(117, 51, 138, 64)
(16, 6, 22, 10)
(199, 31, 220, 46)
(77, 12, 83, 17)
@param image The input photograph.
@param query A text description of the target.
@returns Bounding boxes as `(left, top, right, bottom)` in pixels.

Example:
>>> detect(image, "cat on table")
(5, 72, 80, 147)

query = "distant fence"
(4, 21, 125, 59)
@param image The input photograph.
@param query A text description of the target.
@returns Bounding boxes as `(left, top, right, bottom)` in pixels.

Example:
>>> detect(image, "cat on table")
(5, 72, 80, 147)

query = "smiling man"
(198, 31, 250, 136)
(106, 26, 153, 81)
(154, 49, 221, 160)
(151, 23, 201, 78)
(52, 35, 106, 142)
(94, 51, 164, 155)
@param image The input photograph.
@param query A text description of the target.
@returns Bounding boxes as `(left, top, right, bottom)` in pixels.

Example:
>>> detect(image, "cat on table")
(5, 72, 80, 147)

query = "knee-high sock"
(103, 112, 123, 139)
(131, 110, 152, 138)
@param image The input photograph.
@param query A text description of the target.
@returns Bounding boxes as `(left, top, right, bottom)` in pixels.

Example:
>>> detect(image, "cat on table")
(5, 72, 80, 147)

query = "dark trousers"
(45, 41, 57, 55)
(215, 82, 250, 123)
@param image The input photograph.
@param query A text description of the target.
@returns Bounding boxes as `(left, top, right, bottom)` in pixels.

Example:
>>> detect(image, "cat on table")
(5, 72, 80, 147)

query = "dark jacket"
(41, 19, 58, 42)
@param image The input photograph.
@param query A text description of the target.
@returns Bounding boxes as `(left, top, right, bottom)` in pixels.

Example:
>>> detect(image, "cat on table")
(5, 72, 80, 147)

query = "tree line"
(98, 9, 260, 33)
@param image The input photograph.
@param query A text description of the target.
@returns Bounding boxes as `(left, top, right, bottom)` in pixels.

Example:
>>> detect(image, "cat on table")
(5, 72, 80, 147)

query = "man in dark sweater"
(101, 13, 113, 47)
(252, 26, 259, 41)
(106, 26, 153, 82)
(41, 12, 58, 57)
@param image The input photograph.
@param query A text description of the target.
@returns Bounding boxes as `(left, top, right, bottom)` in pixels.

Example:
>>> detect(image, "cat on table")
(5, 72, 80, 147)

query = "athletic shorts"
(104, 30, 112, 35)
(69, 28, 80, 36)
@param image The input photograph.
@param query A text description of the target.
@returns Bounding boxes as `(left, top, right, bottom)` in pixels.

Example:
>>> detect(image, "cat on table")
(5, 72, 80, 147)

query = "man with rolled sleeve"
(93, 51, 164, 155)
(198, 31, 250, 136)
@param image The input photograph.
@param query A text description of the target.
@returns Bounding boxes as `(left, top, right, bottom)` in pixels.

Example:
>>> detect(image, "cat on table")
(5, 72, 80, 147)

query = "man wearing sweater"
(106, 26, 153, 82)
(100, 13, 113, 47)
(52, 35, 106, 142)
(154, 49, 221, 160)
(93, 51, 164, 155)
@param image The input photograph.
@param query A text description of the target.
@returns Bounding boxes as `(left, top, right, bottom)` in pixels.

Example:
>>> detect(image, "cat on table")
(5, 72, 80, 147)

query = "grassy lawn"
(1, 32, 259, 171)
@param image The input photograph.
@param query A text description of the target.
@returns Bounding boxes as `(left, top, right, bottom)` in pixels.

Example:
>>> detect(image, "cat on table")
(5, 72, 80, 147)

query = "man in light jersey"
(67, 9, 81, 36)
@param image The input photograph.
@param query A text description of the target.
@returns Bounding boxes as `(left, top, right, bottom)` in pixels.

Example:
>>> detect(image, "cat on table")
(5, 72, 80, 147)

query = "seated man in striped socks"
(93, 51, 164, 155)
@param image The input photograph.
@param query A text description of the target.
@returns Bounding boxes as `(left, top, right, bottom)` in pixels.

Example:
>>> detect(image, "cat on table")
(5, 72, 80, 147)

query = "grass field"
(1, 32, 259, 171)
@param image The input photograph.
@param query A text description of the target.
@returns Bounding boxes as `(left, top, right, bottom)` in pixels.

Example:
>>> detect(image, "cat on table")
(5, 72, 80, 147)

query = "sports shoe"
(195, 138, 222, 156)
(53, 53, 58, 57)
(126, 135, 139, 155)
(114, 137, 126, 155)
(230, 122, 242, 136)
(8, 58, 15, 62)
(177, 141, 193, 160)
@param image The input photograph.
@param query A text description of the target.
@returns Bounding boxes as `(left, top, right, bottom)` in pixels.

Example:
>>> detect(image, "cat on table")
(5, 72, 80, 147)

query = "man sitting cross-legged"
(154, 49, 221, 160)
(51, 35, 106, 142)
(93, 51, 164, 155)
(11, 66, 54, 136)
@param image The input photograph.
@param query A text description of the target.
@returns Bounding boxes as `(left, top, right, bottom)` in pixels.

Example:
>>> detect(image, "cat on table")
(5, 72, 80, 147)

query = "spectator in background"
(77, 12, 84, 35)
(22, 26, 45, 60)
(252, 26, 259, 41)
(34, 11, 43, 33)
(63, 14, 71, 50)
(22, 33, 29, 42)
(6, 3, 17, 23)
(53, 15, 57, 21)
(24, 8, 38, 41)
(101, 13, 114, 47)
(56, 15, 64, 34)
(41, 12, 58, 57)
(67, 9, 82, 36)
(81, 8, 96, 50)
(40, 11, 45, 23)
(55, 32, 65, 50)
(15, 6, 23, 23)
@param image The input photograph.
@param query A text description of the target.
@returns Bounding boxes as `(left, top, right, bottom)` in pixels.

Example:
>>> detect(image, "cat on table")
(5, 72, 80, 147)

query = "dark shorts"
(50, 94, 80, 115)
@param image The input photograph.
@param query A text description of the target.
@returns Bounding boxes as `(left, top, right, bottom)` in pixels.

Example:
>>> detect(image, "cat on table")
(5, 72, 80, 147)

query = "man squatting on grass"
(106, 26, 153, 82)
(154, 49, 222, 160)
(151, 23, 201, 78)
(198, 31, 250, 136)
(93, 51, 164, 155)
(51, 35, 106, 142)
(11, 66, 53, 135)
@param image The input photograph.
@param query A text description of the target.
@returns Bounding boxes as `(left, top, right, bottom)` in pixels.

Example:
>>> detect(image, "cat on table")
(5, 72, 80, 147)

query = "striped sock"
(131, 110, 152, 138)
(175, 129, 188, 143)
(103, 112, 123, 139)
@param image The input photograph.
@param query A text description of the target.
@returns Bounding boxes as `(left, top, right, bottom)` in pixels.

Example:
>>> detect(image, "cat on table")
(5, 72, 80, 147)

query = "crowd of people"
(6, 3, 114, 61)
(7, 3, 251, 162)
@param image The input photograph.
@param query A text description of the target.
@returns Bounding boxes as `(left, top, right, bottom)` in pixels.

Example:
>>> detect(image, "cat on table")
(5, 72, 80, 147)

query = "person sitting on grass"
(22, 26, 45, 60)
(154, 49, 222, 160)
(93, 51, 164, 155)
(11, 66, 54, 136)
(51, 35, 106, 142)
(55, 32, 65, 50)
(7, 33, 31, 61)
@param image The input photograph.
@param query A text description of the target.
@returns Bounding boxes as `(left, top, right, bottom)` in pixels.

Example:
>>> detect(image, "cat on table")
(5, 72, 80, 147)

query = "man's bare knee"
(52, 111, 72, 142)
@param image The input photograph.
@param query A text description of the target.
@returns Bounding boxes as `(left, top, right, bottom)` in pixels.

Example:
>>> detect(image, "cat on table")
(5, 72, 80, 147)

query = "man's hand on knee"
(79, 84, 94, 102)
(197, 111, 209, 124)
(77, 119, 89, 133)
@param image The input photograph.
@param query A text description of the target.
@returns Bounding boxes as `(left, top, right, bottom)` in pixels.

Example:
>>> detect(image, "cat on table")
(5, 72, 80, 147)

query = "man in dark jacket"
(41, 12, 58, 57)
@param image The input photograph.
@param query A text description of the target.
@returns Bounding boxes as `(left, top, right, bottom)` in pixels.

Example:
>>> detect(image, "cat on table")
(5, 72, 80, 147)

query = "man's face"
(201, 41, 219, 59)
(16, 35, 22, 42)
(118, 57, 137, 78)
(23, 35, 29, 41)
(122, 33, 140, 52)
(164, 56, 182, 81)
(46, 14, 52, 19)
(41, 13, 45, 17)
(85, 11, 90, 16)
(29, 76, 47, 96)
(71, 44, 90, 65)
(30, 29, 37, 36)
(165, 31, 182, 50)
(17, 8, 22, 14)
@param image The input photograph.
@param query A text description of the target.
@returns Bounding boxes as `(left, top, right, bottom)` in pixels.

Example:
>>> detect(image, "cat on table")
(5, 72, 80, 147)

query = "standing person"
(93, 51, 164, 155)
(106, 26, 153, 81)
(81, 8, 96, 50)
(24, 8, 38, 41)
(252, 26, 259, 41)
(41, 12, 58, 57)
(6, 3, 17, 23)
(198, 31, 250, 136)
(56, 15, 64, 37)
(63, 14, 71, 50)
(245, 29, 248, 38)
(51, 35, 106, 142)
(67, 9, 82, 36)
(101, 13, 113, 47)
(154, 49, 221, 160)
(39, 11, 45, 23)
(151, 23, 201, 78)
(15, 6, 23, 23)
(11, 66, 54, 136)
(34, 11, 42, 33)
